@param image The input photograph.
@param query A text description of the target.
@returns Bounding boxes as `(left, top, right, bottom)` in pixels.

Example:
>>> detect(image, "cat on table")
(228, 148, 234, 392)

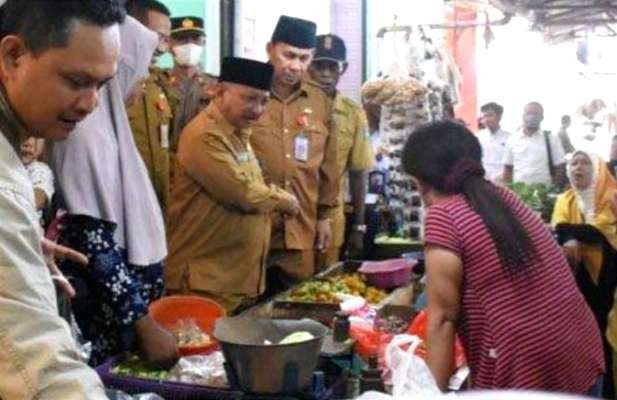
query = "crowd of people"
(3, 0, 617, 399)
(431, 100, 617, 397)
(0, 0, 376, 397)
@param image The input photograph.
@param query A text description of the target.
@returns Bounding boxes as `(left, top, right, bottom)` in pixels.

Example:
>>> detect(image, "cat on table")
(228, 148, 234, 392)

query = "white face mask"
(172, 43, 204, 67)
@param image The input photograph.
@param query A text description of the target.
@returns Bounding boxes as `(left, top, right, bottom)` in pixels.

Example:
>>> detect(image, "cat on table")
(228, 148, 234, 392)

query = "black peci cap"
(219, 57, 274, 92)
(270, 15, 317, 49)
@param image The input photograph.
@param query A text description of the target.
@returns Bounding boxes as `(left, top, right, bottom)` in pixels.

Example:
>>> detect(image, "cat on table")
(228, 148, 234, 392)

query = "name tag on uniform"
(160, 124, 169, 149)
(294, 133, 309, 162)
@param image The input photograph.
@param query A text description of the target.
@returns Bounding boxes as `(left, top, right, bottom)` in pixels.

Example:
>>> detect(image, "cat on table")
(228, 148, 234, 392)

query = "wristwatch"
(352, 224, 367, 233)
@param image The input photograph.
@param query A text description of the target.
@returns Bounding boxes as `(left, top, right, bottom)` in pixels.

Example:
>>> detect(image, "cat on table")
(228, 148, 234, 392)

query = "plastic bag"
(385, 334, 442, 398)
(407, 310, 466, 369)
(105, 390, 164, 400)
(168, 352, 229, 388)
(69, 312, 92, 363)
(350, 323, 392, 359)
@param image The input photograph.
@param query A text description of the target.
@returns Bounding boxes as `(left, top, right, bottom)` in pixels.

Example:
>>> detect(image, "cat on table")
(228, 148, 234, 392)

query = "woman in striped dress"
(402, 121, 604, 395)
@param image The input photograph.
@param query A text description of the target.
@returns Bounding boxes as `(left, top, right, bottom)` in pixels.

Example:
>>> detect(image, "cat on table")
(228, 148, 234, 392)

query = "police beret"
(271, 15, 317, 49)
(219, 57, 273, 92)
(171, 16, 205, 35)
(314, 34, 347, 63)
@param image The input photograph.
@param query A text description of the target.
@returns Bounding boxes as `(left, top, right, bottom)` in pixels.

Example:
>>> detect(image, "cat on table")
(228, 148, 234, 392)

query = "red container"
(149, 296, 226, 356)
(359, 259, 416, 289)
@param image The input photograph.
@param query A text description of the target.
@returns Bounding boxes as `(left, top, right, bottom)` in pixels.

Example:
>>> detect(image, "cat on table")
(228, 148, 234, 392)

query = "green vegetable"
(508, 182, 558, 220)
(111, 354, 171, 381)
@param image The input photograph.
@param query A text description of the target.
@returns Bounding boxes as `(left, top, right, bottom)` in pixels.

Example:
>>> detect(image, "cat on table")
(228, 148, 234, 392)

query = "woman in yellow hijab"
(552, 150, 617, 398)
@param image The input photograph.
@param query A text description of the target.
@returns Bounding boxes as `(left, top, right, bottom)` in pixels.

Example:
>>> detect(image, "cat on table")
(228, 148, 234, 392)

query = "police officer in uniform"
(164, 16, 217, 152)
(166, 58, 299, 313)
(251, 16, 339, 291)
(309, 34, 374, 269)
(126, 0, 173, 214)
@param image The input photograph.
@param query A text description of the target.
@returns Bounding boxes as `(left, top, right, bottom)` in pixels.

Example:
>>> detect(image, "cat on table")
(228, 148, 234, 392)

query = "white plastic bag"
(358, 334, 462, 400)
(385, 334, 442, 398)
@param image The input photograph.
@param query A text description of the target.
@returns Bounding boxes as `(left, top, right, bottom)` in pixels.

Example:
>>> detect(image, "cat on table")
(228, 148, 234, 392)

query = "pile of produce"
(361, 77, 428, 107)
(111, 353, 229, 388)
(287, 273, 388, 305)
(112, 355, 171, 381)
(374, 315, 409, 334)
(374, 235, 415, 245)
(508, 182, 559, 220)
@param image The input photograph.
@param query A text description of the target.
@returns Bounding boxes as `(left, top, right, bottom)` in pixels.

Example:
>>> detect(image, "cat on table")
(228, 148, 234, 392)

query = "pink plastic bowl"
(359, 258, 416, 289)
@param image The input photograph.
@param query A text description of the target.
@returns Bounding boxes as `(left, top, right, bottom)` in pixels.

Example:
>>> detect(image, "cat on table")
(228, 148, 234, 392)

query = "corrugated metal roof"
(489, 0, 617, 42)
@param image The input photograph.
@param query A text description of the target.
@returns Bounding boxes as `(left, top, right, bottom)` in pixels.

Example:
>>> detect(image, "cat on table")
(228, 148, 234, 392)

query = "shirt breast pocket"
(333, 115, 353, 153)
(511, 142, 529, 158)
(295, 122, 326, 169)
(305, 121, 328, 151)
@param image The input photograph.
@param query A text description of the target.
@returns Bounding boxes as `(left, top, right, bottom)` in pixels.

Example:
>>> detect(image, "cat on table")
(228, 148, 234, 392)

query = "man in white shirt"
(0, 0, 124, 398)
(503, 102, 566, 187)
(476, 102, 510, 183)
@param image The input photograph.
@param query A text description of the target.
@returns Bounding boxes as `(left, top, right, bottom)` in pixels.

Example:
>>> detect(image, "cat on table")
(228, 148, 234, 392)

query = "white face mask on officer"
(172, 43, 203, 67)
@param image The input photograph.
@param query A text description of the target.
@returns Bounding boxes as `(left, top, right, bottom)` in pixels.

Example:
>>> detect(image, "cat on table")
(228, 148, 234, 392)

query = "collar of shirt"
(0, 85, 33, 197)
(479, 127, 509, 139)
(270, 82, 309, 104)
(167, 67, 203, 86)
(0, 85, 29, 151)
(0, 128, 33, 199)
(517, 127, 542, 139)
(205, 102, 251, 141)
(333, 93, 349, 115)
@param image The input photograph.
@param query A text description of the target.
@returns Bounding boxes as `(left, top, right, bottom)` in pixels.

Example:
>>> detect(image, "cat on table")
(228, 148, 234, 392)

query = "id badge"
(160, 124, 170, 149)
(294, 133, 309, 162)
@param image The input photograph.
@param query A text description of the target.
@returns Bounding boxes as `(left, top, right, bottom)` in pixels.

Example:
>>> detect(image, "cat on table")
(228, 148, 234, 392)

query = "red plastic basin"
(149, 295, 226, 356)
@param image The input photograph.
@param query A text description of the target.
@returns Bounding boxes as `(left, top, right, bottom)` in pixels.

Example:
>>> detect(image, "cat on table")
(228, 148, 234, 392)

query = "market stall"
(96, 258, 426, 399)
(360, 19, 460, 260)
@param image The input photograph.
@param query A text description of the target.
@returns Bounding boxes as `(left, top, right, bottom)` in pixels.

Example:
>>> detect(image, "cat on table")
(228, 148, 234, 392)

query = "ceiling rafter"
(488, 0, 617, 42)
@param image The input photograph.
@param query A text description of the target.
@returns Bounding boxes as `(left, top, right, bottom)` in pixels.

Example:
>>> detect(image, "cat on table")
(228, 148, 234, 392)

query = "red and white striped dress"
(424, 187, 604, 393)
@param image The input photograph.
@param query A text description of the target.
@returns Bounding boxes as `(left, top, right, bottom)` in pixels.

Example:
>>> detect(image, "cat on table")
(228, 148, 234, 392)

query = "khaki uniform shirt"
(331, 94, 375, 247)
(161, 68, 217, 152)
(166, 104, 292, 301)
(0, 131, 106, 399)
(251, 81, 339, 251)
(128, 68, 173, 213)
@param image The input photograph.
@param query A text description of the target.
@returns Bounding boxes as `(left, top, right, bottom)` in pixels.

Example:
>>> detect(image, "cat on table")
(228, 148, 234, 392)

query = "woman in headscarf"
(552, 150, 617, 398)
(50, 16, 178, 367)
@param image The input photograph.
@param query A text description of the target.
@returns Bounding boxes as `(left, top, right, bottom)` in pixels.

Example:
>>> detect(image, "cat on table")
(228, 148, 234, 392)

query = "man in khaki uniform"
(166, 57, 299, 313)
(163, 16, 217, 152)
(251, 16, 339, 287)
(126, 0, 173, 213)
(309, 34, 374, 269)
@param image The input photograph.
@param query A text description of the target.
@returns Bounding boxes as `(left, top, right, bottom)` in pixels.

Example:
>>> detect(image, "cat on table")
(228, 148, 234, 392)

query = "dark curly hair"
(0, 0, 126, 54)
